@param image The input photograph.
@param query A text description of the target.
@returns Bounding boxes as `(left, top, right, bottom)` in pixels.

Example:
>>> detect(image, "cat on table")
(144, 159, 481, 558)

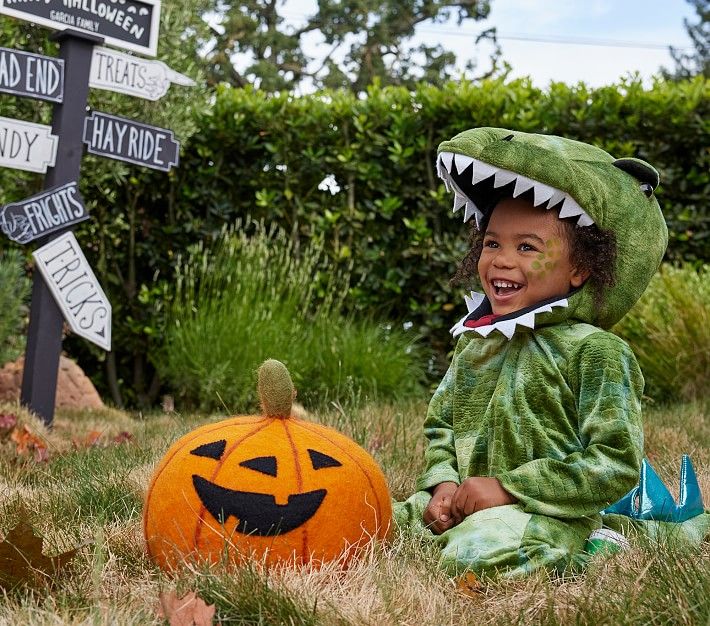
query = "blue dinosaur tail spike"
(602, 455, 705, 523)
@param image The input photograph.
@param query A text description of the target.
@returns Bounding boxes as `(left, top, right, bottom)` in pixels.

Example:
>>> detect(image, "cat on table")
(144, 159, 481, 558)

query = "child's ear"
(570, 267, 590, 288)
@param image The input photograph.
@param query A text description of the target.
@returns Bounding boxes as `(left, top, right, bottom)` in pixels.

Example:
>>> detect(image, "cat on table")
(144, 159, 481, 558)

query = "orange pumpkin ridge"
(193, 418, 274, 549)
(295, 419, 386, 533)
(143, 415, 266, 559)
(279, 418, 310, 558)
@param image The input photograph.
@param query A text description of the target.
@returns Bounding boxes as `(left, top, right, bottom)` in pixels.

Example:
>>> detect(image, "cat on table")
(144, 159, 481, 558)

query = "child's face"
(478, 197, 587, 316)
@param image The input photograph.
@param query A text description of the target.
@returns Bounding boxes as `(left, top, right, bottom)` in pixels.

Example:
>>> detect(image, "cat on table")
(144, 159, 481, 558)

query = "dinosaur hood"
(437, 127, 668, 337)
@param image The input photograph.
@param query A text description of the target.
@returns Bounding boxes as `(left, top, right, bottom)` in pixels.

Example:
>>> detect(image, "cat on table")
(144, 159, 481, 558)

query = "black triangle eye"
(502, 134, 514, 141)
(190, 440, 226, 460)
(239, 456, 277, 477)
(308, 449, 342, 470)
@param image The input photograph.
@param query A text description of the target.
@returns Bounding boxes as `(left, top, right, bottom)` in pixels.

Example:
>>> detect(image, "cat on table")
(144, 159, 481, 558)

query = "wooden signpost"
(0, 0, 192, 425)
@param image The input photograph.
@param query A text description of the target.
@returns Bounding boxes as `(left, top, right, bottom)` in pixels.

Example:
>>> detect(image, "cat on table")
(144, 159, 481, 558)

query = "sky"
(276, 0, 696, 89)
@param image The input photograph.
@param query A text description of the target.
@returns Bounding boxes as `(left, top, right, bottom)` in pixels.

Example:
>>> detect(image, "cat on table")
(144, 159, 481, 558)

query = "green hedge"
(3, 77, 709, 405)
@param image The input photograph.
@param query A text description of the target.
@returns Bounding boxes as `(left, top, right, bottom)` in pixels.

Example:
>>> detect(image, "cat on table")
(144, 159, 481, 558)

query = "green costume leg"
(394, 492, 597, 578)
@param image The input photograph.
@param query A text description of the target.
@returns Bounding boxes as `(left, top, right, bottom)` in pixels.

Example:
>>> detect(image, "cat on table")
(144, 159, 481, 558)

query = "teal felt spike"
(602, 455, 704, 522)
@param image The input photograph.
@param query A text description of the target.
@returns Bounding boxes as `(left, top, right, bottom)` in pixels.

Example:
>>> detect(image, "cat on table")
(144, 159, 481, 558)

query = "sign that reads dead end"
(0, 47, 64, 103)
(1, 182, 88, 244)
(33, 232, 111, 351)
(0, 0, 160, 57)
(0, 116, 57, 173)
(83, 111, 179, 171)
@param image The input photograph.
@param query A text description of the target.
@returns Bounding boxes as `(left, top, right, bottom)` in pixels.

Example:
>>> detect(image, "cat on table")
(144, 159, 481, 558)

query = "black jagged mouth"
(436, 151, 595, 229)
(192, 474, 326, 536)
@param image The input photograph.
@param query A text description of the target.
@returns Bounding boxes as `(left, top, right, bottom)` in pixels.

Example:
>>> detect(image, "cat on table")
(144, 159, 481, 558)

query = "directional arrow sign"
(0, 116, 58, 173)
(90, 46, 194, 101)
(0, 47, 64, 103)
(33, 231, 111, 351)
(1, 182, 89, 245)
(0, 0, 161, 57)
(83, 111, 179, 171)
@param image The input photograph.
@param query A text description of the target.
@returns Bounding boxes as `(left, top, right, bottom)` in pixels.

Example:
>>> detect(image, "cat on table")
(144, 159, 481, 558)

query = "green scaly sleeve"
(497, 332, 644, 518)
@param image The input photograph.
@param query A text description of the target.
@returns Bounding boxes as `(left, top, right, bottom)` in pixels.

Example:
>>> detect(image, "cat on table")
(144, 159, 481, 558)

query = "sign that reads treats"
(0, 182, 88, 245)
(33, 231, 111, 351)
(0, 0, 161, 57)
(90, 46, 194, 101)
(83, 110, 179, 171)
(0, 47, 64, 103)
(0, 115, 58, 173)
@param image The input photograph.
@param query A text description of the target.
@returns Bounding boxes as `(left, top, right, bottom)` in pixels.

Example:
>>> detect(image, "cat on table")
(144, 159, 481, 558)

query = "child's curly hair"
(452, 210, 617, 310)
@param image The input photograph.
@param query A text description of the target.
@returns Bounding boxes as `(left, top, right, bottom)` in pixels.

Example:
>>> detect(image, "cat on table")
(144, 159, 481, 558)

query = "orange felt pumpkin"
(143, 360, 392, 570)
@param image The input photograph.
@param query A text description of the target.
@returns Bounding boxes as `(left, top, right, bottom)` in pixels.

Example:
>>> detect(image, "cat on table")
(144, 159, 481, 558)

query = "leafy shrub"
(157, 223, 424, 411)
(614, 264, 709, 402)
(0, 249, 29, 365)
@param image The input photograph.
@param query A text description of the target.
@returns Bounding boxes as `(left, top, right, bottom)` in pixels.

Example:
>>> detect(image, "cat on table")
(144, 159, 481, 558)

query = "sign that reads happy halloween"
(0, 115, 58, 173)
(0, 0, 161, 57)
(33, 231, 111, 351)
(1, 182, 88, 245)
(0, 47, 64, 103)
(83, 110, 179, 171)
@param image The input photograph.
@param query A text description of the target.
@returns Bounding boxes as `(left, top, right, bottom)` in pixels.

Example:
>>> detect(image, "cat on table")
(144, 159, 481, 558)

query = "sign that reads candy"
(33, 231, 111, 351)
(90, 46, 194, 101)
(1, 182, 88, 245)
(0, 47, 64, 103)
(83, 110, 179, 171)
(0, 115, 58, 173)
(0, 0, 161, 57)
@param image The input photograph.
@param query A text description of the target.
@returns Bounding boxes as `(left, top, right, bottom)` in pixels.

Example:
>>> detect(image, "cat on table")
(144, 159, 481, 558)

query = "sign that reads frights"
(33, 231, 111, 351)
(83, 111, 179, 171)
(90, 46, 194, 101)
(0, 47, 64, 103)
(0, 0, 161, 57)
(1, 182, 88, 245)
(0, 115, 58, 173)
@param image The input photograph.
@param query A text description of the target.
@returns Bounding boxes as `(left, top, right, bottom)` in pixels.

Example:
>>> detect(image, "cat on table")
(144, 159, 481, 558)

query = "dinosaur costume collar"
(437, 127, 668, 337)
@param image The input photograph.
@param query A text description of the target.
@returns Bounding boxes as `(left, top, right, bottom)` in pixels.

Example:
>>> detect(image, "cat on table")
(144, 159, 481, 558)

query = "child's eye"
(484, 240, 498, 248)
(519, 243, 537, 252)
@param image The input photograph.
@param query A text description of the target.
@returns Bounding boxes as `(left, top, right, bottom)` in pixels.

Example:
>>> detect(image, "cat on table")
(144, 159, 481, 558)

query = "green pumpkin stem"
(258, 359, 294, 418)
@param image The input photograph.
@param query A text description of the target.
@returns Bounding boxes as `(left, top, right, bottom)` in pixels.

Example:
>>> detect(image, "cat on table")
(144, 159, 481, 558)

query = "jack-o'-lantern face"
(190, 438, 343, 536)
(144, 415, 392, 570)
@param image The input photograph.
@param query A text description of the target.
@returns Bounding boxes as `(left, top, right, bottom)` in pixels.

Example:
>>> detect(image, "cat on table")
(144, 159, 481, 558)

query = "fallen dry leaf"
(158, 590, 216, 626)
(10, 425, 49, 462)
(72, 429, 103, 450)
(112, 431, 134, 445)
(0, 412, 17, 436)
(456, 571, 483, 597)
(0, 518, 78, 589)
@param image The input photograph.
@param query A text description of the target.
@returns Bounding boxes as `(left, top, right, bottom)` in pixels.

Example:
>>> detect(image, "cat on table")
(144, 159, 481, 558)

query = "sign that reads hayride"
(0, 115, 58, 173)
(33, 231, 111, 351)
(0, 47, 64, 103)
(1, 182, 88, 244)
(0, 0, 161, 57)
(83, 110, 179, 171)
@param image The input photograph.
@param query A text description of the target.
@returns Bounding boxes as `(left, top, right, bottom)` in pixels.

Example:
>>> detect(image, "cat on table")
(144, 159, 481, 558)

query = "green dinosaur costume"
(394, 127, 709, 577)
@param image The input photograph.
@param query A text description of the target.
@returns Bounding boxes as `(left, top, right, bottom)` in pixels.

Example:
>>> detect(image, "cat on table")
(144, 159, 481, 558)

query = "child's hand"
(450, 477, 518, 523)
(423, 481, 458, 534)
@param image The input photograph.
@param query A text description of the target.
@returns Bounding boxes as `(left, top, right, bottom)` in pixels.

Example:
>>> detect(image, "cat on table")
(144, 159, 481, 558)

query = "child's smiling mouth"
(491, 279, 523, 299)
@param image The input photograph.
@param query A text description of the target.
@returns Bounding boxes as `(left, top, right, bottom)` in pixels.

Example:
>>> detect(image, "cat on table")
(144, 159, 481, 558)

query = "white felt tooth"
(464, 200, 481, 223)
(440, 152, 455, 173)
(546, 188, 566, 209)
(532, 182, 556, 207)
(454, 154, 474, 175)
(474, 209, 483, 229)
(559, 196, 585, 219)
(576, 212, 594, 227)
(453, 192, 467, 213)
(496, 319, 518, 339)
(443, 178, 451, 192)
(517, 312, 537, 329)
(465, 291, 486, 312)
(472, 160, 498, 185)
(477, 325, 495, 337)
(513, 176, 535, 197)
(493, 169, 518, 188)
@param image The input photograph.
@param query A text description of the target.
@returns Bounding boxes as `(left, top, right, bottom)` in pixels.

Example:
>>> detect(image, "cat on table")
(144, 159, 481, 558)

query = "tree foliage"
(665, 0, 709, 79)
(203, 0, 501, 92)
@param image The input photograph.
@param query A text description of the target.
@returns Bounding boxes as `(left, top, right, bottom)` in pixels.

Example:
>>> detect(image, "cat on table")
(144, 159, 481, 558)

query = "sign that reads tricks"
(0, 115, 58, 173)
(0, 0, 161, 57)
(0, 47, 64, 103)
(1, 182, 88, 245)
(90, 46, 194, 101)
(33, 231, 111, 351)
(83, 111, 179, 171)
